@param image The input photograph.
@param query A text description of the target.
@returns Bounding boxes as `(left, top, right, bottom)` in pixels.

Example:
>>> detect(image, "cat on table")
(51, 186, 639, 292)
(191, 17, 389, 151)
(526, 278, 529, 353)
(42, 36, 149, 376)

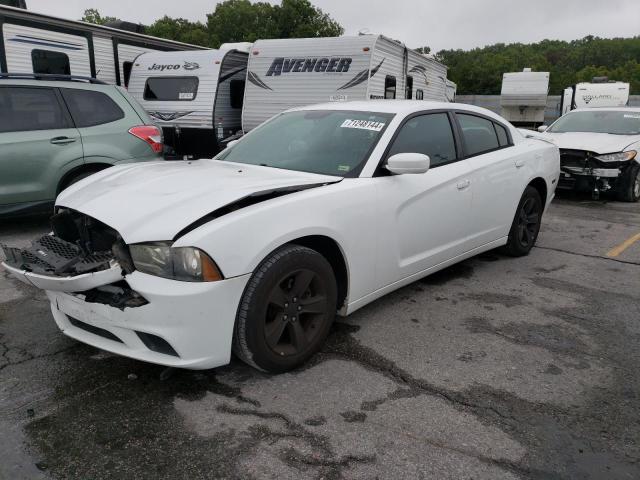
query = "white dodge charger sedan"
(537, 107, 640, 201)
(2, 101, 559, 372)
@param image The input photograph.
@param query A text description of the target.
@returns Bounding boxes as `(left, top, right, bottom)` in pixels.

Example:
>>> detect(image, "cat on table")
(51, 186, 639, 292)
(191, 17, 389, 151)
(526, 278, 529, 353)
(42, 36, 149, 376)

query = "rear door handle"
(457, 179, 471, 190)
(50, 136, 76, 145)
(515, 159, 525, 168)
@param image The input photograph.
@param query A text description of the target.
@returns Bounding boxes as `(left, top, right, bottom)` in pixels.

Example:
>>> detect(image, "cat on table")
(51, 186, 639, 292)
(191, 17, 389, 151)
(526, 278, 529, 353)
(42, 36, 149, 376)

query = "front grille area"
(68, 317, 123, 344)
(560, 149, 590, 169)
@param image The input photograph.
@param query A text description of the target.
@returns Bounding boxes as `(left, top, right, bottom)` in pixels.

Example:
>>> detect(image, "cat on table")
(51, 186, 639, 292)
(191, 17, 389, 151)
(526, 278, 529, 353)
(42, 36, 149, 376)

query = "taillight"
(129, 125, 163, 154)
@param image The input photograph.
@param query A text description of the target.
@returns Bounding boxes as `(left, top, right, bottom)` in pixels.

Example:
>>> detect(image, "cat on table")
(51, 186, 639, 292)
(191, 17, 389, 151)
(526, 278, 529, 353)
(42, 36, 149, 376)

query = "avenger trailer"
(128, 49, 249, 159)
(242, 35, 449, 132)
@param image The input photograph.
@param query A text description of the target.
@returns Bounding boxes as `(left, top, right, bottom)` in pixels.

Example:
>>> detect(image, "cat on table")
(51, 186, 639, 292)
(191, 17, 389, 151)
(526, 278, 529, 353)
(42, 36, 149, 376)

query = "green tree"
(146, 17, 210, 47)
(414, 46, 431, 55)
(81, 8, 118, 26)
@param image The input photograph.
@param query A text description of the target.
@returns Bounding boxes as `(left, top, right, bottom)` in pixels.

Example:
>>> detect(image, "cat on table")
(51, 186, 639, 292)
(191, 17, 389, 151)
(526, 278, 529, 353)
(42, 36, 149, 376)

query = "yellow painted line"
(607, 232, 640, 258)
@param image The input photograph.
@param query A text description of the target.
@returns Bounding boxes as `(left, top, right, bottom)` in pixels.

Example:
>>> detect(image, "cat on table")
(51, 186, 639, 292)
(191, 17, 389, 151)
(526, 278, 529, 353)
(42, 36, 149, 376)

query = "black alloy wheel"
(503, 186, 543, 256)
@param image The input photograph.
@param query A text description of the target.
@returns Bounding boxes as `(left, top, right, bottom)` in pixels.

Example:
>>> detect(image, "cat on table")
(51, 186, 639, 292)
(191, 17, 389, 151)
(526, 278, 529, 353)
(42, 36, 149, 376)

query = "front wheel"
(617, 163, 640, 202)
(232, 244, 337, 373)
(502, 186, 543, 257)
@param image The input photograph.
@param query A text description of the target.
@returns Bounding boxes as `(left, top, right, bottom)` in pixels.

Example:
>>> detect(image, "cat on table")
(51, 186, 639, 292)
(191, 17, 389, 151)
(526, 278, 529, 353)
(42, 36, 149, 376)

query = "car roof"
(0, 78, 115, 90)
(289, 100, 507, 121)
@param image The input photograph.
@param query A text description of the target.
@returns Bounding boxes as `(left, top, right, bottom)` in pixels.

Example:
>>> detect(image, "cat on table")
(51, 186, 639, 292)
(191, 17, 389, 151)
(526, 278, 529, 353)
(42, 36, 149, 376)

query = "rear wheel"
(59, 168, 103, 192)
(232, 244, 337, 373)
(617, 163, 640, 202)
(503, 186, 543, 257)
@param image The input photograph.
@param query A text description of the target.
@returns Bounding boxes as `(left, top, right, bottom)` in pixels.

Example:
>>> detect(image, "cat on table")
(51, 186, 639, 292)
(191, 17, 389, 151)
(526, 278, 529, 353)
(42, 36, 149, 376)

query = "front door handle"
(50, 136, 76, 145)
(515, 159, 525, 168)
(457, 179, 471, 190)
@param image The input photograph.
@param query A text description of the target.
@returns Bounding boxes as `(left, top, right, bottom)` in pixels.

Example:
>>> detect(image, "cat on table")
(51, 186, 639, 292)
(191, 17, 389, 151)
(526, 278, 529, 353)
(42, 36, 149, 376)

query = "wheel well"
(289, 235, 349, 313)
(528, 177, 548, 203)
(58, 163, 111, 194)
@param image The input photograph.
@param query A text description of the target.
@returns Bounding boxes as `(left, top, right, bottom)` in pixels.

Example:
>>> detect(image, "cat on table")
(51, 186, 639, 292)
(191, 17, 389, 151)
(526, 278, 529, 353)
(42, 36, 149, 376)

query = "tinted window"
(144, 77, 199, 101)
(385, 76, 396, 99)
(388, 113, 457, 167)
(406, 76, 413, 99)
(495, 123, 509, 146)
(0, 87, 68, 133)
(123, 61, 133, 87)
(457, 114, 500, 156)
(61, 89, 125, 128)
(548, 110, 640, 135)
(31, 49, 70, 75)
(230, 79, 245, 109)
(416, 89, 424, 100)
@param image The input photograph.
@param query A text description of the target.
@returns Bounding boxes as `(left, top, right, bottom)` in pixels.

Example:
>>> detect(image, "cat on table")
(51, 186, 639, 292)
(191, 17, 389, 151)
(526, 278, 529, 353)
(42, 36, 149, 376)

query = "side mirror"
(225, 139, 240, 149)
(385, 153, 430, 175)
(537, 125, 548, 133)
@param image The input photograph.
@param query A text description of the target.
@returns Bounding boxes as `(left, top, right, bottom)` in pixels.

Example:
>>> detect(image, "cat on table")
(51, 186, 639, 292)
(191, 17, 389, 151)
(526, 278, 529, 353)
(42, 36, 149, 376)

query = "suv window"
(0, 87, 68, 133)
(32, 49, 71, 75)
(144, 77, 199, 101)
(61, 89, 125, 128)
(457, 113, 500, 156)
(388, 113, 457, 167)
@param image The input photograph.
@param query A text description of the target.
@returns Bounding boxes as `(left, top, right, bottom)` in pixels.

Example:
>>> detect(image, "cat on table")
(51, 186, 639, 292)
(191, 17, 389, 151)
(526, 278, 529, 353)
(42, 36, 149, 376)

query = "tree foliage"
(436, 36, 640, 95)
(81, 8, 118, 26)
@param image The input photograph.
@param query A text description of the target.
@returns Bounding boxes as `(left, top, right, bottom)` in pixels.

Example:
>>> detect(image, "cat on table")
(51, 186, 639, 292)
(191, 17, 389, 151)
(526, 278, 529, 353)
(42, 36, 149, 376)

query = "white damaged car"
(2, 101, 559, 372)
(537, 107, 640, 201)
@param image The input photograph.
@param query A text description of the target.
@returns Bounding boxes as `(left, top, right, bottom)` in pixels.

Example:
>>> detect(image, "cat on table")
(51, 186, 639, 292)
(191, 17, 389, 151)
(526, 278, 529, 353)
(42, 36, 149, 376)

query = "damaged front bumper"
(1, 209, 250, 369)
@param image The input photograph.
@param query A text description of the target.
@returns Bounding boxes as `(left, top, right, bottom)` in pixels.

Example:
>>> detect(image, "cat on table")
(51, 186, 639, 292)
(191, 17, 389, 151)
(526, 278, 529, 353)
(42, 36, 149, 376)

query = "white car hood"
(57, 160, 341, 243)
(540, 132, 639, 154)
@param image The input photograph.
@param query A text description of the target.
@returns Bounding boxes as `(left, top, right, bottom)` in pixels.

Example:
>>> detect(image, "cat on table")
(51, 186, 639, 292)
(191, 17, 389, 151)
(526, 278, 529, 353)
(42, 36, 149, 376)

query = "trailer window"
(31, 50, 70, 75)
(123, 61, 133, 87)
(144, 77, 199, 101)
(230, 79, 245, 109)
(385, 76, 396, 99)
(406, 76, 413, 99)
(416, 89, 424, 100)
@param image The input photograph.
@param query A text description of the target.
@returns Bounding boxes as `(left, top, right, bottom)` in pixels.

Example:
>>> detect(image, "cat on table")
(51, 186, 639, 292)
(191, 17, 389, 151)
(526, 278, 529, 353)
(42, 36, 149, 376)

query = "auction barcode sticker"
(340, 119, 386, 131)
(624, 114, 640, 119)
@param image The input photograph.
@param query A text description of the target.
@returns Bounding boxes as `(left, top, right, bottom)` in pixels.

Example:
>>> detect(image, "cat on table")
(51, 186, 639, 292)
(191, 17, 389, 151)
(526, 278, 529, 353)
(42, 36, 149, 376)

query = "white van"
(242, 35, 449, 132)
(128, 49, 248, 158)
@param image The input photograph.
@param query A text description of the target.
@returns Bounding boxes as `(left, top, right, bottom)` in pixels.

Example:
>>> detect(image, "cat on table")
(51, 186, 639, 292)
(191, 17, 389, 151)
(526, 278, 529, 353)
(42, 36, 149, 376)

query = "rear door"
(373, 111, 474, 287)
(455, 112, 524, 246)
(0, 86, 83, 210)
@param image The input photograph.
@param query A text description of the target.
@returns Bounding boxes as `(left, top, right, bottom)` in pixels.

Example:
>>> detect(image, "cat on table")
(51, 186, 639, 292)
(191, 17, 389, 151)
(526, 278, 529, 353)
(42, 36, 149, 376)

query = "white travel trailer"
(0, 5, 203, 86)
(445, 78, 457, 102)
(560, 79, 630, 115)
(242, 35, 449, 131)
(128, 49, 249, 158)
(500, 68, 550, 128)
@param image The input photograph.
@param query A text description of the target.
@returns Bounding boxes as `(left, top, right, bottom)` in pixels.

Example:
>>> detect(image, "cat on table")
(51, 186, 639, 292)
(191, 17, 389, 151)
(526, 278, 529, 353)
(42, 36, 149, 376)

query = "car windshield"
(215, 110, 394, 177)
(548, 110, 640, 135)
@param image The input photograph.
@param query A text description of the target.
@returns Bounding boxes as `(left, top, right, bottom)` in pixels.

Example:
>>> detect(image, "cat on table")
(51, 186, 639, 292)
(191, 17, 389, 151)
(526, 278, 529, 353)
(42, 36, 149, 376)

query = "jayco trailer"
(128, 49, 249, 158)
(0, 5, 203, 86)
(560, 79, 630, 115)
(500, 68, 550, 128)
(242, 35, 449, 131)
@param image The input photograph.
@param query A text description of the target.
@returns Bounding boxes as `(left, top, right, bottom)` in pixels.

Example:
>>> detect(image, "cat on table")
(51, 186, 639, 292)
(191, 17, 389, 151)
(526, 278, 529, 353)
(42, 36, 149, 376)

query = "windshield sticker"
(340, 119, 386, 131)
(337, 165, 350, 172)
(623, 114, 640, 119)
(179, 92, 194, 100)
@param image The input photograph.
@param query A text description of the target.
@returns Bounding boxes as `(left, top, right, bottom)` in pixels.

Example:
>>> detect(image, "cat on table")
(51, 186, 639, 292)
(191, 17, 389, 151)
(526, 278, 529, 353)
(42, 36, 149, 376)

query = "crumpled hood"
(541, 132, 639, 154)
(57, 160, 341, 243)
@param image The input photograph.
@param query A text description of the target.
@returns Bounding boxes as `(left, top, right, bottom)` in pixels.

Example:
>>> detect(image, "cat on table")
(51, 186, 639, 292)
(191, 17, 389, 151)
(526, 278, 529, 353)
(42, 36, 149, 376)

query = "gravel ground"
(1, 192, 639, 480)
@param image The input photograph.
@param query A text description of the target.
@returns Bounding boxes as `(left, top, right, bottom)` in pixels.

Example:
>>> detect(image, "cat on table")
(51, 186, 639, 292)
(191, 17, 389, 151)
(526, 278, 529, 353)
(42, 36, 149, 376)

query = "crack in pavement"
(534, 245, 640, 266)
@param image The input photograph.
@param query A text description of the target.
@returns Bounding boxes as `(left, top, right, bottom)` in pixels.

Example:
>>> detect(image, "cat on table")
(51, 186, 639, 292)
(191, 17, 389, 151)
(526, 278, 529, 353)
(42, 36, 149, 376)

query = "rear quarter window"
(457, 113, 500, 156)
(61, 89, 125, 128)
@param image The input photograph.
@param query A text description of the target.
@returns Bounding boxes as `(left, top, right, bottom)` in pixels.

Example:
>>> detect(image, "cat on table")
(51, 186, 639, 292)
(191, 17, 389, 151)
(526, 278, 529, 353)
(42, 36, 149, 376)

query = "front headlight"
(129, 242, 223, 282)
(594, 151, 637, 162)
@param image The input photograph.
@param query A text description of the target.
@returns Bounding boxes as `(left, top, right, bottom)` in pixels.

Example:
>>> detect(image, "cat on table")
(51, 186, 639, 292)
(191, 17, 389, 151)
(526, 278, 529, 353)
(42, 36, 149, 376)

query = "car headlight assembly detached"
(129, 242, 223, 282)
(594, 151, 637, 163)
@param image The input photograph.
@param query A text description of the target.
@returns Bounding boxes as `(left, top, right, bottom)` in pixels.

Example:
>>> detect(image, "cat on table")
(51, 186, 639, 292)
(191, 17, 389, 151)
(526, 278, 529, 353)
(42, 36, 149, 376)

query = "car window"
(548, 110, 640, 135)
(144, 77, 199, 101)
(387, 113, 457, 167)
(31, 49, 70, 75)
(216, 110, 394, 177)
(495, 123, 510, 146)
(61, 89, 125, 128)
(457, 113, 500, 156)
(0, 87, 69, 133)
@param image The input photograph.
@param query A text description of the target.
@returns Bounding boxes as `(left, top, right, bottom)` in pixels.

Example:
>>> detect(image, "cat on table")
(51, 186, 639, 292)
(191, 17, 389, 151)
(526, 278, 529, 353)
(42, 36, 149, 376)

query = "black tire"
(232, 244, 337, 373)
(502, 186, 543, 257)
(60, 170, 99, 192)
(617, 163, 640, 202)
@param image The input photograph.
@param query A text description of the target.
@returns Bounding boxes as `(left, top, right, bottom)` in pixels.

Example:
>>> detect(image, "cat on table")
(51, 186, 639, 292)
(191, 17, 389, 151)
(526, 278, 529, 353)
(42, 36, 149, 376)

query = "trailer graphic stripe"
(338, 59, 384, 91)
(247, 71, 272, 91)
(9, 38, 84, 51)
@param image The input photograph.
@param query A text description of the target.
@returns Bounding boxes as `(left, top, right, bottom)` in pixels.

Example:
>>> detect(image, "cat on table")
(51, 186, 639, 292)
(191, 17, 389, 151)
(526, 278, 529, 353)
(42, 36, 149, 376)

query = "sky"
(25, 0, 640, 52)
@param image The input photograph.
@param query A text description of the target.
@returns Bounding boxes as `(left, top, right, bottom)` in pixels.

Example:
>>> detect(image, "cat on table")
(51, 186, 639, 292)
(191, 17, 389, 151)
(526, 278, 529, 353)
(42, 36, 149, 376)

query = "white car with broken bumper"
(2, 101, 559, 372)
